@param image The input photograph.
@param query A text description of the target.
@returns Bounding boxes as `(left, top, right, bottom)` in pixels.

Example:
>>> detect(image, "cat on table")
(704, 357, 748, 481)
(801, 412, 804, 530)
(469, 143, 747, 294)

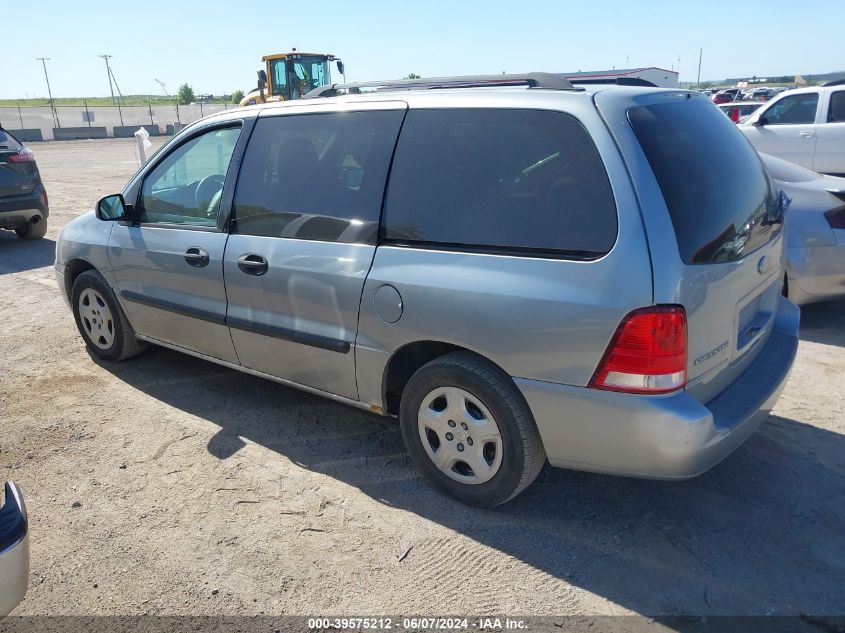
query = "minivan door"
(108, 123, 245, 363)
(223, 103, 406, 400)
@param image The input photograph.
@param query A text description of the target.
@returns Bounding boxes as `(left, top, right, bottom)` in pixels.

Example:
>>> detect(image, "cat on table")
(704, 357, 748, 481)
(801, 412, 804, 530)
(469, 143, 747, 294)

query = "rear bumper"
(0, 482, 29, 615)
(517, 297, 800, 479)
(0, 188, 48, 229)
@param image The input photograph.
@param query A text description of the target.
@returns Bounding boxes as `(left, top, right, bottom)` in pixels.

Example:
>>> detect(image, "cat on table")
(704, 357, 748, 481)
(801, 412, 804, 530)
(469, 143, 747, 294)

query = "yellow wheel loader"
(239, 50, 345, 106)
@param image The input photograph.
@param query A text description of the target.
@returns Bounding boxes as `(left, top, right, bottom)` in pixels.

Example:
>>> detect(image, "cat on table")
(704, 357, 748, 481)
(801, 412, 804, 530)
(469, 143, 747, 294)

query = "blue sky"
(2, 0, 842, 99)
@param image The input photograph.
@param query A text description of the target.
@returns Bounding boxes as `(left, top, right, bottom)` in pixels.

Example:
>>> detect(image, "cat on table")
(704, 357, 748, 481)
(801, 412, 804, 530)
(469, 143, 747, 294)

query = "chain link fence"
(0, 103, 234, 141)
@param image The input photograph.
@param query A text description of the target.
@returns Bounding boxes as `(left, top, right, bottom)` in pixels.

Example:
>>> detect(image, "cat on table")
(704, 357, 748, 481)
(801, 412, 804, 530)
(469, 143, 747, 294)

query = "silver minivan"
(56, 75, 799, 506)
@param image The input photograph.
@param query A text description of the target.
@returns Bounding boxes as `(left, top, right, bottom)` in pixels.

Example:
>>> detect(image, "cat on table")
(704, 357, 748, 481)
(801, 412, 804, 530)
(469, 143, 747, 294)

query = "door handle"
(237, 253, 269, 276)
(800, 130, 815, 138)
(184, 247, 210, 267)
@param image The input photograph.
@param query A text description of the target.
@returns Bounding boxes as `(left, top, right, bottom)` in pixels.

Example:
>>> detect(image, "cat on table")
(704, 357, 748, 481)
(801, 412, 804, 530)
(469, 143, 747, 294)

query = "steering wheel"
(195, 174, 225, 217)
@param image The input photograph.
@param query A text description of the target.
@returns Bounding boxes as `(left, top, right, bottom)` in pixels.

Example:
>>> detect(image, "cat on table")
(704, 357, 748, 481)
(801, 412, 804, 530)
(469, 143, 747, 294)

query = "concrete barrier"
(113, 125, 162, 138)
(165, 122, 187, 136)
(8, 129, 43, 142)
(53, 127, 108, 140)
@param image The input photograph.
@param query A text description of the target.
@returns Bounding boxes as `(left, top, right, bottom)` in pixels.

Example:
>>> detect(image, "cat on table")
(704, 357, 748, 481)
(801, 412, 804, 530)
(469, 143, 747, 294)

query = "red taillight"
(824, 206, 845, 229)
(590, 306, 688, 395)
(7, 147, 35, 163)
(42, 189, 48, 206)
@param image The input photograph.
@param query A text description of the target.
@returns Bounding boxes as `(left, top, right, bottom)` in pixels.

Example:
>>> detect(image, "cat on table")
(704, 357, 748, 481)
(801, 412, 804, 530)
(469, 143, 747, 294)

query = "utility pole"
(98, 54, 117, 106)
(37, 57, 60, 128)
(696, 48, 703, 89)
(156, 78, 180, 128)
(107, 66, 125, 125)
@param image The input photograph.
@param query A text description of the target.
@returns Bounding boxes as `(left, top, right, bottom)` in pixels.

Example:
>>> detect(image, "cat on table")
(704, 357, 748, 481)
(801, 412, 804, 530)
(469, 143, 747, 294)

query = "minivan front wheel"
(399, 352, 546, 507)
(71, 270, 146, 362)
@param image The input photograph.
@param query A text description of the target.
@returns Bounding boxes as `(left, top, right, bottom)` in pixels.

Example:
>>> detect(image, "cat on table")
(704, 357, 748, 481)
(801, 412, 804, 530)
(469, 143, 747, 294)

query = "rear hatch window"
(628, 100, 780, 264)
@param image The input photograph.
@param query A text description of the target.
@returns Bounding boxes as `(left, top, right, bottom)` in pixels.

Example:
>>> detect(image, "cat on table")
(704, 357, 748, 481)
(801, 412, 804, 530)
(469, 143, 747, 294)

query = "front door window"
(139, 126, 241, 225)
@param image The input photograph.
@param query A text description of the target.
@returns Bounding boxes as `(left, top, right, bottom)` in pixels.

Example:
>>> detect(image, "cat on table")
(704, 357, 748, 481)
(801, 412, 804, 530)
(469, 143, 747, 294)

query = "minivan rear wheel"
(399, 352, 545, 507)
(71, 270, 146, 362)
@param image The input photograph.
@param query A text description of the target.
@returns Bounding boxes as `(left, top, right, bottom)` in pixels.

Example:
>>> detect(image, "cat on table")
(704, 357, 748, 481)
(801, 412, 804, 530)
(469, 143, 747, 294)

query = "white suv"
(739, 81, 845, 175)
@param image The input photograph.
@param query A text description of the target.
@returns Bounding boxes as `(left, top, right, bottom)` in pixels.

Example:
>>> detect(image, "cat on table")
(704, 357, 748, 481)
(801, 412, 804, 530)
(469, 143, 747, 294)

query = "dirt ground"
(1, 138, 843, 617)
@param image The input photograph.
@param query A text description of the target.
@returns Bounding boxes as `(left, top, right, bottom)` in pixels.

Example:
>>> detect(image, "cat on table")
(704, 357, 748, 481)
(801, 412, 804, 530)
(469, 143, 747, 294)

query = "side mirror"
(336, 60, 345, 77)
(96, 194, 129, 221)
(753, 116, 767, 126)
(257, 69, 267, 90)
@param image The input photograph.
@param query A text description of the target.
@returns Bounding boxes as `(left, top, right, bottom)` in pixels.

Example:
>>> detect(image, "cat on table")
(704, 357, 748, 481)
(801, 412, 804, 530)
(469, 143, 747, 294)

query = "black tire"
(15, 216, 47, 240)
(399, 351, 546, 507)
(71, 270, 147, 362)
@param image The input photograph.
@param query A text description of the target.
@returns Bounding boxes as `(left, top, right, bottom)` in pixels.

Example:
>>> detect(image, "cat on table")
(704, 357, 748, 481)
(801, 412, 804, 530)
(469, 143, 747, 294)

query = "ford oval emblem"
(757, 255, 770, 275)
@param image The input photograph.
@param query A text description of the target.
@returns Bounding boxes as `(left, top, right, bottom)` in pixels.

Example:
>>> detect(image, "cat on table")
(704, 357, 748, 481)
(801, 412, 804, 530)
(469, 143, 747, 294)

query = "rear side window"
(828, 91, 845, 123)
(382, 109, 617, 257)
(629, 100, 779, 264)
(232, 110, 405, 244)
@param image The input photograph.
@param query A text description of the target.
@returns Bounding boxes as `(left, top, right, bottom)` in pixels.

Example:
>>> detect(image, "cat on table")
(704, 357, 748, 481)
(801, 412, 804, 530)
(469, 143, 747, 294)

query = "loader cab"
(240, 51, 345, 107)
(267, 52, 344, 100)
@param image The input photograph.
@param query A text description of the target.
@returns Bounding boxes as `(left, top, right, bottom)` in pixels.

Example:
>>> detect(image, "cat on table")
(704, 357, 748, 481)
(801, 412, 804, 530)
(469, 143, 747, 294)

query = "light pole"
(36, 57, 60, 128)
(98, 54, 117, 106)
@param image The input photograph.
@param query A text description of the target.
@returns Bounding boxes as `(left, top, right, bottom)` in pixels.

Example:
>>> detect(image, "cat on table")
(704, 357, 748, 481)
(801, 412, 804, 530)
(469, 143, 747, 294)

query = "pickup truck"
(739, 81, 845, 176)
(0, 482, 29, 615)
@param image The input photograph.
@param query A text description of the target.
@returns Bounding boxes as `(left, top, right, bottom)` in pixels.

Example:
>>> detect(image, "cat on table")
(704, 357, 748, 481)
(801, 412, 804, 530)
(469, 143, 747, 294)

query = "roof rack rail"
(304, 73, 578, 98)
(822, 78, 845, 87)
(568, 77, 658, 88)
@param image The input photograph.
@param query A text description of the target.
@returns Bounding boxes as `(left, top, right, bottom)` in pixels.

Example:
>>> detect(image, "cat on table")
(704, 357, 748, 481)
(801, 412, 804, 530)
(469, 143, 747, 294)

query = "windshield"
(288, 56, 330, 99)
(629, 99, 781, 265)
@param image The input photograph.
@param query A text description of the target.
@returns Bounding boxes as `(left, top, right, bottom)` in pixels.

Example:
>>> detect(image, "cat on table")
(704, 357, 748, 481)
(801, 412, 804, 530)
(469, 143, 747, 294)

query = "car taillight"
(824, 206, 845, 229)
(590, 306, 687, 395)
(42, 189, 48, 206)
(7, 147, 35, 163)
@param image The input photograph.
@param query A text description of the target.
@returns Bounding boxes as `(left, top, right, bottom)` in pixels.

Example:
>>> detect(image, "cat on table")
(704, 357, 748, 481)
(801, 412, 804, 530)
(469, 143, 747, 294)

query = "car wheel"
(399, 351, 546, 507)
(71, 270, 146, 362)
(15, 216, 47, 240)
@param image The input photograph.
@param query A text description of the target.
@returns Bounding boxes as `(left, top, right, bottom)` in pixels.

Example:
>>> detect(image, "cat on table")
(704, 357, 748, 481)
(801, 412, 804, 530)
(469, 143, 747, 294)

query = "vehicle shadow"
(101, 346, 845, 616)
(0, 233, 55, 275)
(798, 298, 845, 347)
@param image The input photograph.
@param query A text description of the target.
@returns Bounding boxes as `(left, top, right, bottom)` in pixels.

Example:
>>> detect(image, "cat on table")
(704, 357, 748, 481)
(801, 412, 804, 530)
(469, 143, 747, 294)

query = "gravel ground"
(1, 138, 843, 617)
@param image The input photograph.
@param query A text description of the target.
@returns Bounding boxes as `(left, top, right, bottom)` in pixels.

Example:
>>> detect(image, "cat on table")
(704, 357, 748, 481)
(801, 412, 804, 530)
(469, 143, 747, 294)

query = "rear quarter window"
(629, 99, 780, 264)
(0, 129, 23, 151)
(382, 108, 617, 257)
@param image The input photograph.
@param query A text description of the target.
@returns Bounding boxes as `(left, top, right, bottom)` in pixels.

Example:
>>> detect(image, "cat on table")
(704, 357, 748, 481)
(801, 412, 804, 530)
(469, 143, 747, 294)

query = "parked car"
(718, 101, 763, 123)
(0, 482, 29, 615)
(0, 127, 49, 240)
(739, 82, 845, 176)
(56, 75, 799, 506)
(712, 88, 743, 104)
(748, 87, 776, 101)
(760, 153, 845, 304)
